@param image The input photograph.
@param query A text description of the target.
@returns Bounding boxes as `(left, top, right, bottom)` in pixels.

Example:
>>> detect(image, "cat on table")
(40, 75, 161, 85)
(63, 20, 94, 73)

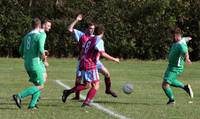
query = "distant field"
(0, 58, 199, 119)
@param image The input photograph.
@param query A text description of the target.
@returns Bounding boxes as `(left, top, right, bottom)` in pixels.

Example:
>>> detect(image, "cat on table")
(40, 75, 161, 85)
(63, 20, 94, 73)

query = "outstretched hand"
(114, 58, 120, 63)
(44, 50, 49, 56)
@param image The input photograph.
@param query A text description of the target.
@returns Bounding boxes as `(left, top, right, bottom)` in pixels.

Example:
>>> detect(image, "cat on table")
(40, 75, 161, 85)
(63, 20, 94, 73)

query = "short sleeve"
(38, 35, 45, 54)
(179, 43, 188, 55)
(73, 29, 84, 42)
(95, 38, 105, 52)
(40, 32, 47, 48)
(181, 37, 190, 44)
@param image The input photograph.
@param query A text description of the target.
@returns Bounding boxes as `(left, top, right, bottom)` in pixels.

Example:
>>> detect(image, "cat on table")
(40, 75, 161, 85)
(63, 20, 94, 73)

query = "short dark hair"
(32, 18, 41, 28)
(86, 22, 95, 28)
(174, 27, 182, 35)
(41, 18, 51, 26)
(94, 24, 105, 35)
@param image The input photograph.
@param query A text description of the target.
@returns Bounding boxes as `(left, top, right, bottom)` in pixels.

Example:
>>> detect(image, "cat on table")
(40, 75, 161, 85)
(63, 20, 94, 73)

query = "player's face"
(44, 22, 52, 32)
(100, 32, 104, 38)
(88, 25, 95, 35)
(174, 34, 181, 42)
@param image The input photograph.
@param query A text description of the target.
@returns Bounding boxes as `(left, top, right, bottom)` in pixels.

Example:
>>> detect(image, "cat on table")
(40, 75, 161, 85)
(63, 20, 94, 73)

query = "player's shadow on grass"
(94, 100, 133, 105)
(0, 102, 19, 110)
(0, 102, 15, 105)
(94, 100, 163, 106)
(0, 107, 17, 110)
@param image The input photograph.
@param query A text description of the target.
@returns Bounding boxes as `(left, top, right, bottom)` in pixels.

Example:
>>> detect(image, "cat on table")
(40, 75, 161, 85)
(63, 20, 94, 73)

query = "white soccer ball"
(122, 83, 133, 94)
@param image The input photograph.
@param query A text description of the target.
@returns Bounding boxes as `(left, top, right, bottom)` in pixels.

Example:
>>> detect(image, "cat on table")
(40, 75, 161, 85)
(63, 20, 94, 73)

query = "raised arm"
(68, 14, 83, 33)
(182, 36, 192, 43)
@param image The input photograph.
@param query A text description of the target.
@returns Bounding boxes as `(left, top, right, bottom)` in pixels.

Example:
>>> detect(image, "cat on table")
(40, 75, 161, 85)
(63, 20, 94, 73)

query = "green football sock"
(18, 86, 39, 99)
(163, 87, 174, 100)
(29, 90, 41, 108)
(171, 80, 184, 88)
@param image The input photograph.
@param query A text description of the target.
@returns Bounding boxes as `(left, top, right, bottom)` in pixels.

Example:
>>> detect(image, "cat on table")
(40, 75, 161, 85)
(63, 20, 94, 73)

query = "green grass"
(0, 58, 200, 119)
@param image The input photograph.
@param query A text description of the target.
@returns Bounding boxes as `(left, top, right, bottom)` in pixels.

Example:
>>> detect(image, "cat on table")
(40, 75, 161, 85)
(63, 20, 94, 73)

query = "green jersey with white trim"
(180, 37, 190, 45)
(39, 31, 47, 72)
(39, 31, 47, 47)
(168, 38, 188, 70)
(19, 30, 45, 70)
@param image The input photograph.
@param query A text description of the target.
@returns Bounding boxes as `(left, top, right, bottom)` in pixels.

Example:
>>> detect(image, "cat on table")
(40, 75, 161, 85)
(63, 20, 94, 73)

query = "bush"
(0, 0, 200, 60)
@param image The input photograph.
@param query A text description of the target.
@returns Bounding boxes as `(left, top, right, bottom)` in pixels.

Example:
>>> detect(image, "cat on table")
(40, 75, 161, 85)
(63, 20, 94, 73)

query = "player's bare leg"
(99, 67, 117, 97)
(162, 81, 175, 105)
(62, 82, 91, 103)
(82, 81, 99, 107)
(72, 76, 82, 100)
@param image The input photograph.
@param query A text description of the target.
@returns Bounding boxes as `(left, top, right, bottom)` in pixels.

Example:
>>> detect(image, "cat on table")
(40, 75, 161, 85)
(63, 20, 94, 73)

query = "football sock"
(84, 88, 97, 104)
(171, 80, 184, 88)
(163, 87, 174, 100)
(29, 90, 41, 108)
(105, 77, 111, 91)
(18, 86, 39, 99)
(71, 84, 86, 93)
(75, 82, 80, 98)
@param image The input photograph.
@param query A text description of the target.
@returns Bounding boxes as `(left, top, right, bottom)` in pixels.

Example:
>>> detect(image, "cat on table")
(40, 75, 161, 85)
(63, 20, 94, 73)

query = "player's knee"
(105, 71, 110, 78)
(84, 83, 91, 89)
(162, 81, 170, 89)
(93, 82, 100, 90)
(102, 69, 110, 78)
(37, 85, 44, 90)
(75, 78, 81, 85)
(95, 85, 100, 90)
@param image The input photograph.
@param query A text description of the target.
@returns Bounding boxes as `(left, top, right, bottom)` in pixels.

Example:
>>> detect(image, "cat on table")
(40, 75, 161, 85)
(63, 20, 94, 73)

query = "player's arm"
(38, 35, 46, 61)
(39, 33, 49, 66)
(180, 44, 191, 64)
(182, 37, 192, 43)
(68, 14, 84, 42)
(185, 52, 191, 64)
(95, 38, 119, 63)
(68, 14, 83, 33)
(40, 33, 47, 47)
(100, 51, 119, 63)
(43, 50, 49, 67)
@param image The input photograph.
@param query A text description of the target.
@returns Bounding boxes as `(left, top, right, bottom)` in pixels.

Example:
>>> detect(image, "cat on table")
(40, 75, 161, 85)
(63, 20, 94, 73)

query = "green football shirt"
(19, 30, 45, 70)
(168, 38, 188, 70)
(39, 31, 47, 72)
(39, 31, 47, 46)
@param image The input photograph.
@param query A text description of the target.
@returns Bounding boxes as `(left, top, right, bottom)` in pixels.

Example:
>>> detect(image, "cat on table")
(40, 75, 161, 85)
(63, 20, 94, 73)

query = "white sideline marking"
(55, 80, 131, 119)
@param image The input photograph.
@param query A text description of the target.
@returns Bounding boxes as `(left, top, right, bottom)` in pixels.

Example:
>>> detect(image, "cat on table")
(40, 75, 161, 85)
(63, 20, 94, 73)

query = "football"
(122, 83, 133, 94)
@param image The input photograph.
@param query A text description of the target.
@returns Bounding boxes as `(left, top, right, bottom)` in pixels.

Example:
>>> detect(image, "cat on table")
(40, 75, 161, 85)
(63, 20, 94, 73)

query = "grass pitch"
(0, 58, 199, 119)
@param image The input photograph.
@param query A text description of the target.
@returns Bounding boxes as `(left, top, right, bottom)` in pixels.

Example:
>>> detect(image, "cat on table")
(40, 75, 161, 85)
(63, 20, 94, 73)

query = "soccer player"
(62, 24, 119, 107)
(39, 19, 52, 82)
(162, 28, 193, 105)
(13, 18, 47, 109)
(67, 14, 117, 100)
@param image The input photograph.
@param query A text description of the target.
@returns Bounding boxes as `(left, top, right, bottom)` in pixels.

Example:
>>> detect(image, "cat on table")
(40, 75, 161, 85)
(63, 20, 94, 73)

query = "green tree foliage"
(0, 0, 200, 60)
(0, 0, 32, 57)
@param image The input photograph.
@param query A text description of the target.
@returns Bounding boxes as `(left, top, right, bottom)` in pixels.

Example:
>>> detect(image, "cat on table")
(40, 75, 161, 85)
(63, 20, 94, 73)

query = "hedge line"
(0, 0, 200, 60)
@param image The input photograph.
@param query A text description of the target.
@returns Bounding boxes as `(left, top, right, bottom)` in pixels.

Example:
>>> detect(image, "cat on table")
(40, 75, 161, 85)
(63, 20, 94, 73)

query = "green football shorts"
(163, 67, 183, 84)
(41, 61, 46, 73)
(27, 67, 44, 86)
